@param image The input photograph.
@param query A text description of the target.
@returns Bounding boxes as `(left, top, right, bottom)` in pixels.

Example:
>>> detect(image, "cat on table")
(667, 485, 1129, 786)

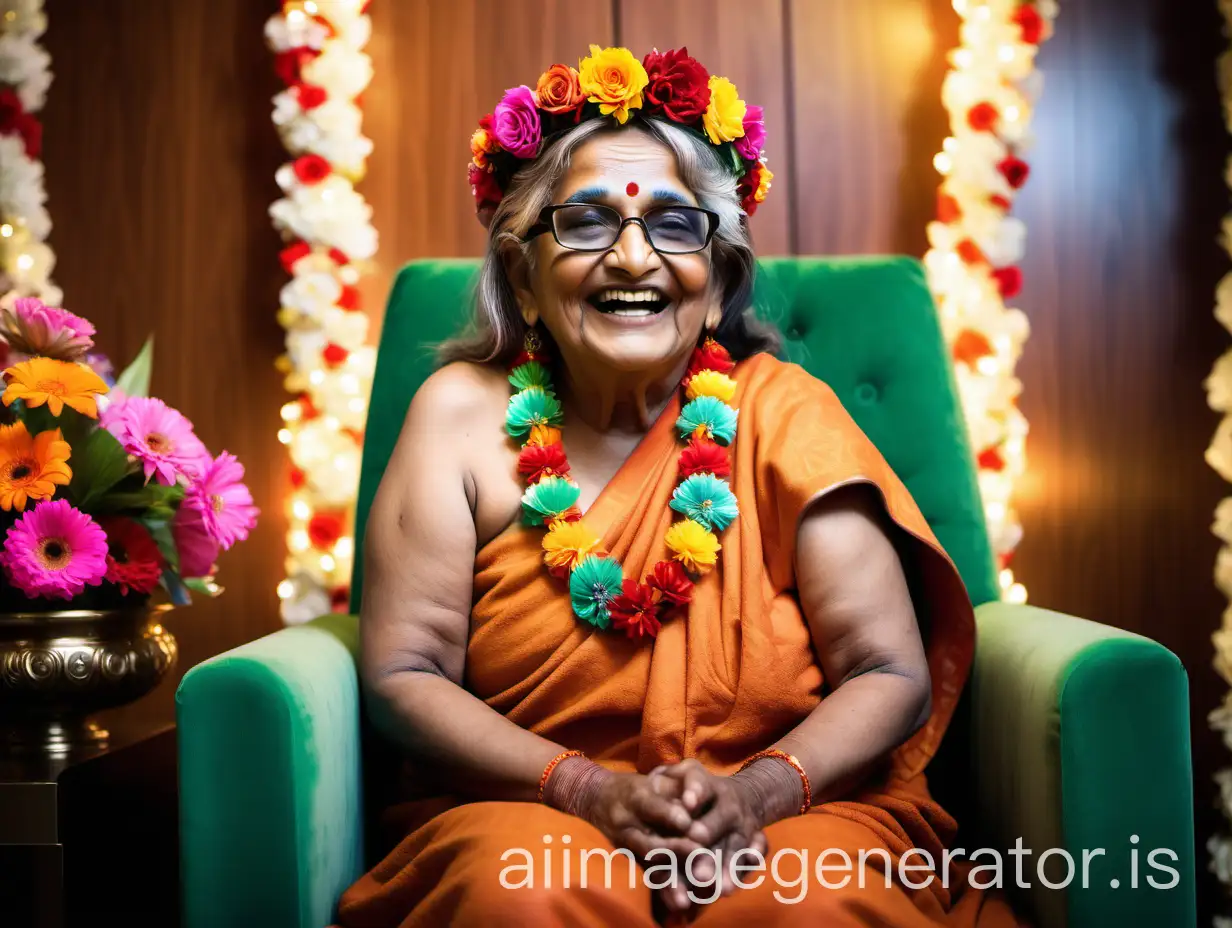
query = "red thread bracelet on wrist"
(738, 748, 812, 815)
(537, 749, 586, 804)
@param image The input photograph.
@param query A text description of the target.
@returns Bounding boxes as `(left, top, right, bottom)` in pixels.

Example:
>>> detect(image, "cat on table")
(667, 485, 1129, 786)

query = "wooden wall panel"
(361, 0, 615, 323)
(40, 0, 288, 727)
(619, 0, 792, 256)
(787, 0, 954, 256)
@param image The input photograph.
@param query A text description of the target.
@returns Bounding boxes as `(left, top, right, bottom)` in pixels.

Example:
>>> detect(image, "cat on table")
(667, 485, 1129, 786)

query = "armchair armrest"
(177, 613, 364, 928)
(971, 601, 1195, 928)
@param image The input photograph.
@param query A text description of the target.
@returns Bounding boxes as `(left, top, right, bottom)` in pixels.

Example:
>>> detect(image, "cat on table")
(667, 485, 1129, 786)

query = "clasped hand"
(584, 759, 768, 915)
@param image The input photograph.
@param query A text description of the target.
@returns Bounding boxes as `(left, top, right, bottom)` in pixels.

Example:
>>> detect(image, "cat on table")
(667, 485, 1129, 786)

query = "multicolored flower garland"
(266, 0, 377, 624)
(923, 0, 1057, 604)
(509, 334, 739, 639)
(0, 0, 56, 305)
(469, 46, 772, 224)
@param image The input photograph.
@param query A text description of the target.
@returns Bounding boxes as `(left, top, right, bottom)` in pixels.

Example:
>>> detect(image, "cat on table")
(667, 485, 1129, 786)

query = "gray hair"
(435, 118, 781, 366)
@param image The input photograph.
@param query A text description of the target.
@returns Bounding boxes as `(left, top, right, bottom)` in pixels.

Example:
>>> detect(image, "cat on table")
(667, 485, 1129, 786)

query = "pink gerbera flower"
(172, 496, 220, 579)
(1, 499, 108, 600)
(0, 297, 96, 361)
(186, 451, 258, 550)
(101, 396, 208, 486)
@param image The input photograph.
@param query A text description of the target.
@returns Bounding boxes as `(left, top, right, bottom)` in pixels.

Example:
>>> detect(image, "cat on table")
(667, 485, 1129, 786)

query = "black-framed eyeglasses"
(523, 203, 720, 255)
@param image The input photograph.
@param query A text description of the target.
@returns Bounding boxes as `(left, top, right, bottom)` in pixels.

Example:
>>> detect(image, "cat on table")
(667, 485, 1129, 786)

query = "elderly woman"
(339, 47, 1018, 927)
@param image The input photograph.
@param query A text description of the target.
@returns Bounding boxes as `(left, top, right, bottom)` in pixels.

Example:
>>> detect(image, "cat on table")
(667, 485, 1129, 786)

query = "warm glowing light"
(292, 499, 311, 520)
(953, 49, 974, 69)
(281, 401, 302, 422)
(943, 136, 959, 154)
(320, 554, 336, 572)
(999, 568, 1014, 590)
(290, 530, 310, 552)
(933, 152, 953, 175)
(277, 580, 295, 599)
(278, 428, 293, 444)
(286, 9, 305, 24)
(1006, 583, 1027, 605)
(309, 370, 326, 386)
(976, 356, 1000, 376)
(15, 253, 32, 271)
(335, 536, 354, 559)
(999, 44, 1016, 63)
(1004, 105, 1021, 123)
(303, 0, 318, 11)
(0, 224, 12, 238)
(347, 397, 366, 414)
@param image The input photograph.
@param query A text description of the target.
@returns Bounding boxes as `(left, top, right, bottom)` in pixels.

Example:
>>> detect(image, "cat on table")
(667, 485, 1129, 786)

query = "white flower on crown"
(301, 44, 372, 100)
(0, 31, 50, 111)
(264, 12, 329, 53)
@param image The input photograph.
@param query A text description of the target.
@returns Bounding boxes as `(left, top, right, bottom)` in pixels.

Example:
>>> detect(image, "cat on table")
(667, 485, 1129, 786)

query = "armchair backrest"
(351, 256, 998, 609)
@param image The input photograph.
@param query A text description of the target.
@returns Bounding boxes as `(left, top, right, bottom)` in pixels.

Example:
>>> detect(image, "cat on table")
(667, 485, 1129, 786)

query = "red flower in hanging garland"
(1012, 4, 1045, 44)
(293, 153, 332, 185)
(295, 83, 327, 110)
(955, 239, 986, 265)
(937, 192, 962, 224)
(308, 511, 345, 550)
(518, 442, 571, 483)
(274, 47, 320, 85)
(609, 579, 662, 640)
(686, 338, 735, 379)
(977, 446, 1007, 472)
(289, 466, 307, 489)
(678, 437, 731, 479)
(15, 113, 40, 159)
(322, 342, 349, 367)
(330, 586, 350, 612)
(299, 393, 320, 420)
(280, 241, 312, 273)
(988, 193, 1012, 211)
(991, 266, 1023, 298)
(966, 101, 1000, 132)
(647, 559, 694, 607)
(952, 329, 995, 367)
(997, 155, 1030, 190)
(328, 247, 350, 266)
(337, 285, 361, 311)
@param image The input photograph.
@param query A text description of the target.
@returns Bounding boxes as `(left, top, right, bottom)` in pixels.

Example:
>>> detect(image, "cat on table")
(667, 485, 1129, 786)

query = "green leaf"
(114, 335, 154, 399)
(68, 428, 134, 510)
(162, 568, 192, 607)
(95, 481, 184, 519)
(184, 576, 222, 598)
(138, 518, 180, 573)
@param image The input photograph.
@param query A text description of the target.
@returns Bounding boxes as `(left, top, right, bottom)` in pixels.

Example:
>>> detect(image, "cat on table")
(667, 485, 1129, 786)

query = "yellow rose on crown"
(703, 76, 747, 144)
(578, 45, 649, 125)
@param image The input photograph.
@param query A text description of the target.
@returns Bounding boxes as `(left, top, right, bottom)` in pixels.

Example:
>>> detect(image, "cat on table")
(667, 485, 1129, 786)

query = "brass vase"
(0, 604, 177, 756)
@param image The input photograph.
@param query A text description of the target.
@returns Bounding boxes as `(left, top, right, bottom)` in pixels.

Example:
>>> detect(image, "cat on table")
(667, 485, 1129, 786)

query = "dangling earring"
(523, 325, 543, 357)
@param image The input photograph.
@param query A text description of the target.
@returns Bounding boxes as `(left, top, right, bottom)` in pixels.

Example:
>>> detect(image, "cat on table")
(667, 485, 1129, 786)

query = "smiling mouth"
(585, 287, 671, 317)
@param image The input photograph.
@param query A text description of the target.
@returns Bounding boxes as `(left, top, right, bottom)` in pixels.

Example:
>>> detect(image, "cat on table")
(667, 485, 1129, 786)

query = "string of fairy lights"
(266, 0, 377, 623)
(924, 0, 1056, 602)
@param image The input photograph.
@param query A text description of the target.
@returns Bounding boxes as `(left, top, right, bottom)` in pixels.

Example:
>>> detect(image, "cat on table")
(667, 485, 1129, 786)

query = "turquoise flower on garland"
(521, 475, 580, 526)
(509, 361, 552, 392)
(569, 555, 625, 628)
(506, 386, 563, 438)
(670, 474, 740, 532)
(676, 396, 739, 446)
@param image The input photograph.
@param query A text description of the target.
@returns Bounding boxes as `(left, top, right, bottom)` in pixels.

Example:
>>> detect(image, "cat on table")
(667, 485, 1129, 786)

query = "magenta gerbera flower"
(172, 496, 221, 579)
(186, 451, 259, 550)
(1, 499, 108, 600)
(101, 396, 208, 486)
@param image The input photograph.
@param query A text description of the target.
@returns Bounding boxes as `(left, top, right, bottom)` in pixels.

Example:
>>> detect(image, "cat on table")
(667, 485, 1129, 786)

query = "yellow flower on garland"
(685, 370, 737, 404)
(665, 518, 720, 573)
(528, 424, 562, 447)
(543, 519, 602, 577)
(703, 76, 747, 144)
(0, 421, 71, 511)
(578, 45, 648, 125)
(2, 358, 109, 418)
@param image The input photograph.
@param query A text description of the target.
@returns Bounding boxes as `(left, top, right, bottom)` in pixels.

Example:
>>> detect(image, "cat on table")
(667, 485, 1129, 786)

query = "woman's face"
(514, 129, 718, 375)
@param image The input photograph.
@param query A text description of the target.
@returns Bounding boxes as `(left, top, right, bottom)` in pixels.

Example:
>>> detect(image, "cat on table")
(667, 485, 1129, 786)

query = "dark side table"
(0, 717, 180, 928)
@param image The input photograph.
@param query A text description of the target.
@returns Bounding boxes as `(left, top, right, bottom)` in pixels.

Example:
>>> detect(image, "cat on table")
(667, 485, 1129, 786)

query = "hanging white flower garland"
(923, 0, 1057, 602)
(0, 0, 56, 305)
(266, 0, 377, 624)
(1207, 1, 1232, 912)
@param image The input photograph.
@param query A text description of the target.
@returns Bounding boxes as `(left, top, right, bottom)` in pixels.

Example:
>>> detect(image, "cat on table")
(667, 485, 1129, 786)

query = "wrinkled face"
(512, 130, 719, 374)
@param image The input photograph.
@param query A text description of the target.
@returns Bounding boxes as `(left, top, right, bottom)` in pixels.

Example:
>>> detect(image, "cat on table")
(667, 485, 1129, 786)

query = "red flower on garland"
(737, 163, 764, 216)
(966, 101, 1000, 132)
(274, 47, 320, 85)
(511, 348, 546, 367)
(15, 113, 39, 159)
(609, 579, 662, 640)
(997, 156, 1030, 190)
(686, 338, 735, 379)
(518, 442, 571, 483)
(978, 446, 1006, 472)
(937, 192, 962, 224)
(330, 586, 350, 612)
(337, 285, 361, 311)
(678, 437, 731, 479)
(991, 266, 1023, 298)
(99, 516, 165, 597)
(955, 239, 986, 265)
(293, 154, 332, 185)
(296, 83, 327, 110)
(647, 559, 694, 607)
(988, 193, 1012, 211)
(1012, 4, 1045, 44)
(289, 466, 307, 489)
(299, 393, 320, 420)
(328, 247, 350, 265)
(280, 241, 312, 274)
(642, 47, 712, 124)
(0, 88, 21, 128)
(322, 343, 349, 367)
(308, 512, 345, 550)
(952, 329, 995, 367)
(555, 505, 584, 523)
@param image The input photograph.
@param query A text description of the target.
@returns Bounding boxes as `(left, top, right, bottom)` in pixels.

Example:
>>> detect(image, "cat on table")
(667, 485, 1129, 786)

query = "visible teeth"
(594, 288, 664, 303)
(610, 309, 653, 316)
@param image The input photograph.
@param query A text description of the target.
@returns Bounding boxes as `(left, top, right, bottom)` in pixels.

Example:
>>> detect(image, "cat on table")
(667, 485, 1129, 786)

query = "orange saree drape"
(338, 353, 1022, 927)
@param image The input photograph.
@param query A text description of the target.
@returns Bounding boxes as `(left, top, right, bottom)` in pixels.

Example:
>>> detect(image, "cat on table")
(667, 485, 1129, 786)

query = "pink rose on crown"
(735, 104, 766, 161)
(491, 85, 542, 159)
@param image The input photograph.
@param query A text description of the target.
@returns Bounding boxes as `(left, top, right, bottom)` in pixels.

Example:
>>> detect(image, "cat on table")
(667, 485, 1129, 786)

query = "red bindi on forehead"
(626, 182, 639, 197)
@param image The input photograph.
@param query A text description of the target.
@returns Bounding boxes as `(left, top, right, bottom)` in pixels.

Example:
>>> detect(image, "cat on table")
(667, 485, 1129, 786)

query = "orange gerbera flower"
(0, 421, 71, 511)
(2, 357, 109, 418)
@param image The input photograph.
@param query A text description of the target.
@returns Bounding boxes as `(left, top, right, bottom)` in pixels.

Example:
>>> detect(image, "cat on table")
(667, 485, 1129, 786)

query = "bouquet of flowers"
(0, 296, 257, 612)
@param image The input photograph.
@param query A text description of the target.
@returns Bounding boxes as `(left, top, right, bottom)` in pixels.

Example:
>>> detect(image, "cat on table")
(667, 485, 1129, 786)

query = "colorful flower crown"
(467, 45, 773, 224)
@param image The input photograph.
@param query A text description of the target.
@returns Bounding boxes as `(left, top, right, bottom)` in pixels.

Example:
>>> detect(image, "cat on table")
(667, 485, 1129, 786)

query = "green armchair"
(177, 257, 1196, 928)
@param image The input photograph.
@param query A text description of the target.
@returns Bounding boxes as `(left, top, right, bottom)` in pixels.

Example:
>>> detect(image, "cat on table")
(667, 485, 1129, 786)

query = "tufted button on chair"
(176, 257, 1196, 928)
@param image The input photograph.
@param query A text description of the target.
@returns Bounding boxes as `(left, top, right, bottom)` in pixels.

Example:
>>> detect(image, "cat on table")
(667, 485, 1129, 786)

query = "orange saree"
(338, 352, 1022, 927)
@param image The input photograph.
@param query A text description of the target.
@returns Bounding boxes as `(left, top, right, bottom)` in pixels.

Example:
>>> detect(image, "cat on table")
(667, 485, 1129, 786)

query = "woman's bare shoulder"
(406, 360, 509, 434)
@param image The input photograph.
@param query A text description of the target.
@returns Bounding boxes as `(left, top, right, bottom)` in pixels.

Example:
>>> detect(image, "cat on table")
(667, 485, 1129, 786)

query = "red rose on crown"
(642, 47, 711, 124)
